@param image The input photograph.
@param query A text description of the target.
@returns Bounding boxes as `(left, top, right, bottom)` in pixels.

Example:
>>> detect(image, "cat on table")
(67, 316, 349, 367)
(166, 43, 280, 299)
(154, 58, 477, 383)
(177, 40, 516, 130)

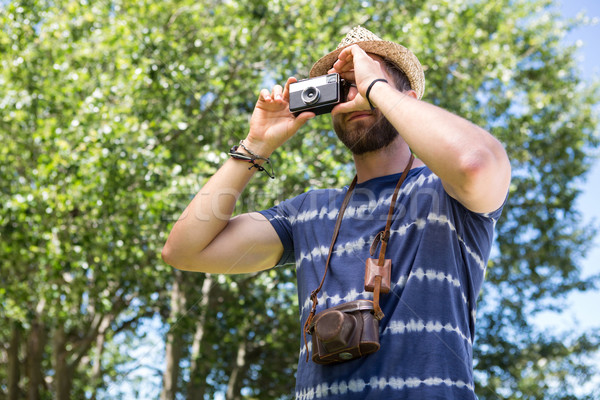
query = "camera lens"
(301, 86, 320, 105)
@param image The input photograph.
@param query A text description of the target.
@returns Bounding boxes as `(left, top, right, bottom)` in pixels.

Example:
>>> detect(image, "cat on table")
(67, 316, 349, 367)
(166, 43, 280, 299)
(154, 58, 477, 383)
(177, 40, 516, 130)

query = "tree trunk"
(225, 335, 249, 400)
(53, 325, 74, 400)
(26, 318, 46, 400)
(187, 274, 213, 399)
(90, 315, 112, 400)
(160, 269, 187, 400)
(7, 321, 21, 400)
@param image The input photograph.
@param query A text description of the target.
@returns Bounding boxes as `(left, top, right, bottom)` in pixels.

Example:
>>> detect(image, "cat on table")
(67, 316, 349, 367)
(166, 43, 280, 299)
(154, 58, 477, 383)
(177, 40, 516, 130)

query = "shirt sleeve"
(258, 193, 308, 266)
(466, 191, 508, 223)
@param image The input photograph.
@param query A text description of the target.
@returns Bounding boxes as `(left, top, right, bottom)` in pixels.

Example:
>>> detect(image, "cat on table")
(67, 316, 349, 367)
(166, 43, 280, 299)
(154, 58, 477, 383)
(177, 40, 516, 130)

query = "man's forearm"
(371, 82, 511, 213)
(161, 156, 261, 267)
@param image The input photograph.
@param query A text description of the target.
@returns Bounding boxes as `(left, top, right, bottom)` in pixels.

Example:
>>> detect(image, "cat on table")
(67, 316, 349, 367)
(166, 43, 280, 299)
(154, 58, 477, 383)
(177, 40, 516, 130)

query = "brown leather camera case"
(302, 154, 414, 365)
(309, 299, 380, 365)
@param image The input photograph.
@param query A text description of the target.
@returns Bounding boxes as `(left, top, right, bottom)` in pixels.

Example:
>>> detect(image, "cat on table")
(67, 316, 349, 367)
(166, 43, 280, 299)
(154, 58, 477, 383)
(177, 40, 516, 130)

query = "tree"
(0, 0, 174, 398)
(0, 0, 598, 399)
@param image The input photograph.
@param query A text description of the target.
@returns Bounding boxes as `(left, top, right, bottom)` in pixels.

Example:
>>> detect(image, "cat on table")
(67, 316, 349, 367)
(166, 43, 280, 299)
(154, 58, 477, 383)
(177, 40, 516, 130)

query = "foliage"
(0, 0, 598, 399)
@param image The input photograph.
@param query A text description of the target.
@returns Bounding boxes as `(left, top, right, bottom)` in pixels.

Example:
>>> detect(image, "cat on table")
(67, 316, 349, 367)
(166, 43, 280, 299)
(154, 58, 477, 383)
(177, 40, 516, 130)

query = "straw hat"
(309, 26, 425, 99)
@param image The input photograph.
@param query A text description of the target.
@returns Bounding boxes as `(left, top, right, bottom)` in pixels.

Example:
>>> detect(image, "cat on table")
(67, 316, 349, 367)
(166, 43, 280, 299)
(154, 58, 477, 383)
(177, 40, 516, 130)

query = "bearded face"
(332, 110, 399, 155)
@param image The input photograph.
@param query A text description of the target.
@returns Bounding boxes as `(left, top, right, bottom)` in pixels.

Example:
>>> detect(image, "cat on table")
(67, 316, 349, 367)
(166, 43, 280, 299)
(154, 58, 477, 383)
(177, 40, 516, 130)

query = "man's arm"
(161, 159, 283, 274)
(331, 45, 511, 214)
(372, 86, 510, 214)
(161, 78, 314, 273)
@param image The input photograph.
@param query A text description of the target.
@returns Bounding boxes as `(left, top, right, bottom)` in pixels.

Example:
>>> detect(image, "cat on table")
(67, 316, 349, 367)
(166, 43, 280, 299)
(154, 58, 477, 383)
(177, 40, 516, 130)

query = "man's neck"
(352, 137, 423, 183)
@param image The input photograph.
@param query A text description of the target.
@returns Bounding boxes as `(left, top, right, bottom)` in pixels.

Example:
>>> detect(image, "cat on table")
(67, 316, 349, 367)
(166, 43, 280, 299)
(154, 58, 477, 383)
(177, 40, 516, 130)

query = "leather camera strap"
(302, 153, 415, 362)
(303, 175, 357, 361)
(375, 153, 414, 262)
(368, 153, 414, 320)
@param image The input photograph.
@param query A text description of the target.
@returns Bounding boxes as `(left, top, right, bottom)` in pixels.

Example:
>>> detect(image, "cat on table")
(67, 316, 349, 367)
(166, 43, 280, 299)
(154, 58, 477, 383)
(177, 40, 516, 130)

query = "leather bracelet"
(228, 144, 275, 179)
(365, 78, 388, 110)
(237, 140, 270, 162)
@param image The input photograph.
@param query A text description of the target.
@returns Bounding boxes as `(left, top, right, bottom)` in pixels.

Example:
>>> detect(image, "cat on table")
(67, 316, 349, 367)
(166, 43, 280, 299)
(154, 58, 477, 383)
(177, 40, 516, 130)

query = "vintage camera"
(289, 73, 349, 116)
(308, 299, 380, 365)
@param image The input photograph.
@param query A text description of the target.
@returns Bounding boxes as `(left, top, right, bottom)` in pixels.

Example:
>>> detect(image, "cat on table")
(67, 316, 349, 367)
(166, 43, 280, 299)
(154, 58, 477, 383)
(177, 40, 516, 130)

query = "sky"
(534, 1, 600, 393)
(533, 0, 600, 333)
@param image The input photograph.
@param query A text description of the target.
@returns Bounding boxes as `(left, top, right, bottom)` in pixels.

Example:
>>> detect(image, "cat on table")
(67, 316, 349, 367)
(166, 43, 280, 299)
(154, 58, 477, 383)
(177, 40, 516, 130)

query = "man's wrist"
(241, 137, 276, 159)
(237, 140, 271, 161)
(365, 78, 389, 110)
(228, 140, 275, 179)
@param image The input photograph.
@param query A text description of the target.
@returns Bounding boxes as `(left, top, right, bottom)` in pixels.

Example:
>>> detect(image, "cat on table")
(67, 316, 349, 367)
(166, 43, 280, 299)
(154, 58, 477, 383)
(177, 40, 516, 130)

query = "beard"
(332, 112, 399, 155)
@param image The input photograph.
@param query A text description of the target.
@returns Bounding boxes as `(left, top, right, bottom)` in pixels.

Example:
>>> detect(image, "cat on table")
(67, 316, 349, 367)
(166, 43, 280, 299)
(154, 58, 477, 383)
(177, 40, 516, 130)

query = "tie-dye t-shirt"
(259, 166, 504, 399)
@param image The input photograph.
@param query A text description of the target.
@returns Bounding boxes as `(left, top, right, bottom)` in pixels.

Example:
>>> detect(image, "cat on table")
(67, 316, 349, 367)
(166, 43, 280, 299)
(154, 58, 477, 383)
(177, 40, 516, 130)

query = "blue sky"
(546, 1, 600, 393)
(533, 0, 600, 332)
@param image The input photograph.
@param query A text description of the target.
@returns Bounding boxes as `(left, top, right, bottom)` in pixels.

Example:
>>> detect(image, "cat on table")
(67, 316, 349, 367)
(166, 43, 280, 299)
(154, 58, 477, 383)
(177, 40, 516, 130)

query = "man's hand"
(246, 77, 315, 157)
(327, 45, 391, 115)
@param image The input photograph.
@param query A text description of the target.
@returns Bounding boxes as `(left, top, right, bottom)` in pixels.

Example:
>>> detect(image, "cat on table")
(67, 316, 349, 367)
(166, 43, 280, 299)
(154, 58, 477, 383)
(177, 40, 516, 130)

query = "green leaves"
(1, 0, 598, 398)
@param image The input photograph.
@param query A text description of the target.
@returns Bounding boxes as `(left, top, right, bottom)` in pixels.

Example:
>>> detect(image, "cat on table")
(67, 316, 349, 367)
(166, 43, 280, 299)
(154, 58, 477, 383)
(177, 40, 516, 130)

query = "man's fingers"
(339, 71, 356, 82)
(338, 44, 366, 64)
(347, 44, 367, 58)
(294, 111, 315, 125)
(338, 45, 356, 59)
(328, 67, 357, 87)
(331, 58, 354, 73)
(259, 88, 272, 101)
(283, 77, 297, 100)
(272, 84, 284, 100)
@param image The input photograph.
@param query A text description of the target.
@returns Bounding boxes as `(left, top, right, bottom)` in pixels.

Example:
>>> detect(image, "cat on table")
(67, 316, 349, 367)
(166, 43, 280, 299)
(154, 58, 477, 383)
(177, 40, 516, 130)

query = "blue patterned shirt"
(259, 166, 504, 399)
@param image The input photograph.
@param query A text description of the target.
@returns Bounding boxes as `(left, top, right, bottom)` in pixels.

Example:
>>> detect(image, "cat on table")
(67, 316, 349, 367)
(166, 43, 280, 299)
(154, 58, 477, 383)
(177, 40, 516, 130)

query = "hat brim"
(309, 40, 425, 100)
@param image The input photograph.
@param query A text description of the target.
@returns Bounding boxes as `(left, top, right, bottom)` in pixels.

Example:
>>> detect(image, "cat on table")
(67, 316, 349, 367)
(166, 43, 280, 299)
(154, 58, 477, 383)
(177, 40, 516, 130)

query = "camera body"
(289, 73, 345, 116)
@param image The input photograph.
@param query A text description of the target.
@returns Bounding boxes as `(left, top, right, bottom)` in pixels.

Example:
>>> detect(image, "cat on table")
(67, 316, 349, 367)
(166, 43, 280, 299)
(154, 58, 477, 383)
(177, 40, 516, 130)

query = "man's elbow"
(459, 138, 509, 181)
(162, 243, 215, 273)
(161, 243, 191, 271)
(455, 146, 511, 212)
(161, 243, 179, 269)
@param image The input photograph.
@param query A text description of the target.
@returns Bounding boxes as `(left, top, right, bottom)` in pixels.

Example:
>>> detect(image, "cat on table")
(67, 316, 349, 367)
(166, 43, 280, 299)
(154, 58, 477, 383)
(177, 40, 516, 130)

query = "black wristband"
(365, 79, 388, 110)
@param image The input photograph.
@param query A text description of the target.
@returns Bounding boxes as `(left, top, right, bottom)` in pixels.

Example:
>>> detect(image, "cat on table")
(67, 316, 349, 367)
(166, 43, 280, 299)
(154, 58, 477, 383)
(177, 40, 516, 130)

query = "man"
(162, 26, 511, 399)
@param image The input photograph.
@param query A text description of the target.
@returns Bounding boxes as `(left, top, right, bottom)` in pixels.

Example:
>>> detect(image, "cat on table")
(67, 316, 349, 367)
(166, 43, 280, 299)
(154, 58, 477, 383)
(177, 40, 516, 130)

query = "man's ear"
(406, 90, 418, 99)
